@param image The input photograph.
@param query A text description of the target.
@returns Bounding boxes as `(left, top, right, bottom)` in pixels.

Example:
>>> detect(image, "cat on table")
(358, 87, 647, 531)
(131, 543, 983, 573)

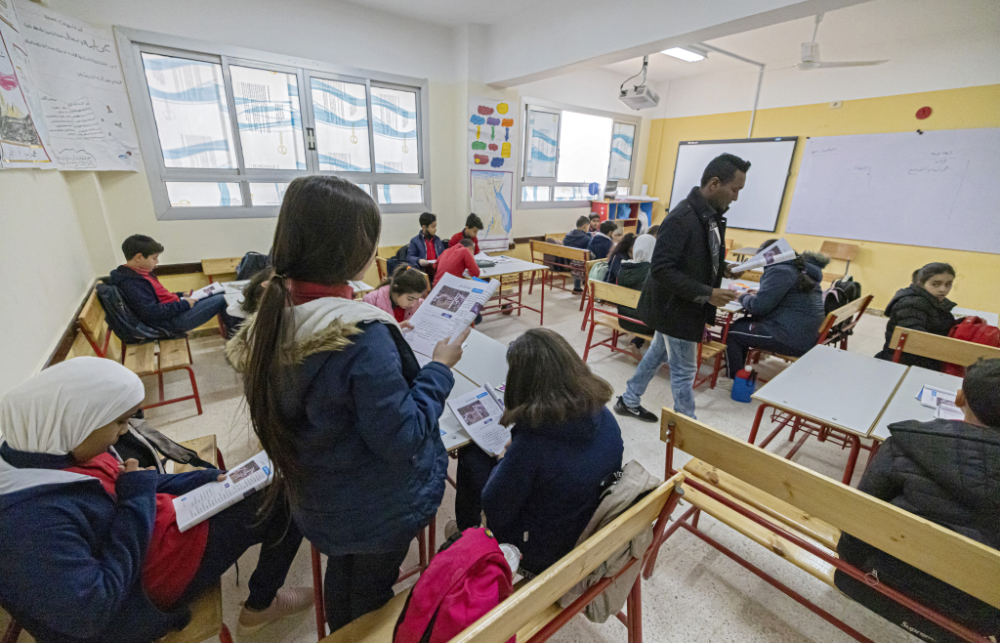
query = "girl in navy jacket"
(480, 328, 624, 575)
(0, 358, 307, 643)
(230, 176, 468, 634)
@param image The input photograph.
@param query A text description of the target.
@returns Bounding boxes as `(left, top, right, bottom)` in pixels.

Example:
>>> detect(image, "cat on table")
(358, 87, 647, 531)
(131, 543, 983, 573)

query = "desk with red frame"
(477, 257, 549, 325)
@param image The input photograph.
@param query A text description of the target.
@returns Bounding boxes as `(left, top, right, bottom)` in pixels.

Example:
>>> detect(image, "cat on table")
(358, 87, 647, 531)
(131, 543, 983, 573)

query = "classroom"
(1, 0, 999, 642)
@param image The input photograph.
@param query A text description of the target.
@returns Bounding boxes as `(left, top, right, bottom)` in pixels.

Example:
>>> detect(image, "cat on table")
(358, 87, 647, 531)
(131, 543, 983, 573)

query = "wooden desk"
(749, 345, 908, 483)
(201, 257, 242, 282)
(871, 366, 964, 441)
(477, 257, 549, 325)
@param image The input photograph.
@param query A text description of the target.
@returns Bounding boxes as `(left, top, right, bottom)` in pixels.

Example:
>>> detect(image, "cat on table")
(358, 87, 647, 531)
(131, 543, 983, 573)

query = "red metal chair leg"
(219, 624, 234, 643)
(631, 575, 643, 643)
(748, 403, 769, 444)
(312, 546, 326, 640)
(582, 319, 597, 362)
(2, 621, 22, 643)
(539, 272, 545, 326)
(842, 434, 862, 485)
(184, 366, 203, 415)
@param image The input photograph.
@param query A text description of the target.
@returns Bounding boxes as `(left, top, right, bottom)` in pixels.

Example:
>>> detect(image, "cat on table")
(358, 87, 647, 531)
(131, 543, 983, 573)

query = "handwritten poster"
(13, 0, 139, 171)
(0, 2, 54, 168)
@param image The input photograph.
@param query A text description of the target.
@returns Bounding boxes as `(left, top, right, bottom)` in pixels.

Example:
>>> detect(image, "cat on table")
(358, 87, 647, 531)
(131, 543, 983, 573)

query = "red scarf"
(130, 267, 180, 304)
(287, 279, 354, 305)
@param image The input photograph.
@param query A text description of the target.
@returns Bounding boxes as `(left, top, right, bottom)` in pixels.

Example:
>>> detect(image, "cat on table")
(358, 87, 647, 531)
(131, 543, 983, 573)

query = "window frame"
(517, 97, 640, 210)
(115, 27, 432, 220)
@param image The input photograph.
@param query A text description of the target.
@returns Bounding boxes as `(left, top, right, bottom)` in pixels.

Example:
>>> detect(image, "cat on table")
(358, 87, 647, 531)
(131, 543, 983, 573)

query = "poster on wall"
(468, 97, 515, 250)
(13, 0, 139, 171)
(0, 1, 54, 169)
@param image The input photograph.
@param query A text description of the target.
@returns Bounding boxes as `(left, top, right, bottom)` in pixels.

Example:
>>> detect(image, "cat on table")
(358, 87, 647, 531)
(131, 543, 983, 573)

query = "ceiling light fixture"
(661, 46, 707, 62)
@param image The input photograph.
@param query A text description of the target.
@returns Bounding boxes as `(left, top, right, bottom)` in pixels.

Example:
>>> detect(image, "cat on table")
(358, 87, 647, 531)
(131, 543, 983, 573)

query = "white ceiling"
(603, 0, 1000, 85)
(342, 0, 551, 26)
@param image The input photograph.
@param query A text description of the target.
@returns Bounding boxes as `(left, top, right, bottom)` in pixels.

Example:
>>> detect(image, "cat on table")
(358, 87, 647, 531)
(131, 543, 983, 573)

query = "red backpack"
(393, 528, 514, 643)
(943, 316, 1000, 376)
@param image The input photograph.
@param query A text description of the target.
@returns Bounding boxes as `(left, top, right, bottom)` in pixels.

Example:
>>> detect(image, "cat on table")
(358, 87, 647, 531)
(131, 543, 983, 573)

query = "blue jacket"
(406, 232, 446, 268)
(737, 256, 826, 352)
(0, 444, 219, 643)
(109, 266, 190, 326)
(588, 234, 613, 260)
(605, 253, 624, 283)
(562, 229, 591, 251)
(250, 319, 453, 555)
(482, 407, 623, 574)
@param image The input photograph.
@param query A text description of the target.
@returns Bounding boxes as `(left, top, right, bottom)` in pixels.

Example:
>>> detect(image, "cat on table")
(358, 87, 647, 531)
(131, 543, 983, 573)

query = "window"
(518, 98, 639, 208)
(118, 31, 431, 220)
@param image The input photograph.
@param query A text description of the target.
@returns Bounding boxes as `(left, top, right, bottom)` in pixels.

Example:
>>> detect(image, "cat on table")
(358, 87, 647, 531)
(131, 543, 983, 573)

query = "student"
(616, 234, 655, 337)
(835, 358, 1000, 642)
(588, 213, 601, 234)
(605, 232, 636, 284)
(228, 265, 275, 320)
(229, 176, 468, 634)
(874, 262, 958, 369)
(724, 242, 829, 379)
(482, 329, 624, 575)
(645, 224, 659, 238)
(110, 235, 235, 335)
(611, 227, 624, 245)
(0, 358, 310, 643)
(406, 212, 445, 271)
(363, 264, 428, 326)
(448, 213, 483, 255)
(588, 220, 617, 260)
(563, 216, 593, 293)
(433, 238, 480, 287)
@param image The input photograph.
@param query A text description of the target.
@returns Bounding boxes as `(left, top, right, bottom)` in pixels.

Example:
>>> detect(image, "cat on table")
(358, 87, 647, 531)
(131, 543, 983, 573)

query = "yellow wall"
(643, 84, 1000, 312)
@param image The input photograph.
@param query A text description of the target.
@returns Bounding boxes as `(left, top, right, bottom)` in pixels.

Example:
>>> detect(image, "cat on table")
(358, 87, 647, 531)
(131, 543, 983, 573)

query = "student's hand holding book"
(432, 327, 472, 369)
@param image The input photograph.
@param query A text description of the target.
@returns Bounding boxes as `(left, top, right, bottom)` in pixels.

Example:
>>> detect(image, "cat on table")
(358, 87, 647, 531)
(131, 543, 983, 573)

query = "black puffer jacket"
(836, 419, 1000, 638)
(875, 285, 956, 369)
(615, 261, 650, 334)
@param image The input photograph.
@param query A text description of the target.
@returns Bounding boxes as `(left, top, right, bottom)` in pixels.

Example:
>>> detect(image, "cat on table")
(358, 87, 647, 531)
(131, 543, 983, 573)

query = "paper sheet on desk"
(404, 273, 500, 358)
(447, 384, 508, 456)
(916, 385, 956, 409)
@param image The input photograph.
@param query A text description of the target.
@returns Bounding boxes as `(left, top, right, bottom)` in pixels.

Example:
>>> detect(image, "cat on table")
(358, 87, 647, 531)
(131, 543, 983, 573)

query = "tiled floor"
(138, 284, 921, 643)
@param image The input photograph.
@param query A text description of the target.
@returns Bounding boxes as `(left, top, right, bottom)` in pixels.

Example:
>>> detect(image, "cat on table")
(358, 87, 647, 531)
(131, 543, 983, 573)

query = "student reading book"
(0, 358, 309, 643)
(229, 176, 468, 634)
(110, 235, 235, 335)
(835, 358, 1000, 642)
(433, 238, 480, 286)
(874, 262, 958, 369)
(406, 212, 445, 271)
(455, 329, 624, 576)
(363, 264, 428, 326)
(448, 213, 483, 255)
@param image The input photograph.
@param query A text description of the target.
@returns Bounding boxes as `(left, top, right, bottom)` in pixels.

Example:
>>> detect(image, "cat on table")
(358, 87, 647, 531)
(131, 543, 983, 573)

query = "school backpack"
(942, 316, 1000, 377)
(823, 276, 862, 315)
(589, 260, 609, 283)
(393, 527, 514, 643)
(95, 283, 182, 344)
(386, 245, 410, 276)
(115, 417, 219, 473)
(235, 251, 270, 281)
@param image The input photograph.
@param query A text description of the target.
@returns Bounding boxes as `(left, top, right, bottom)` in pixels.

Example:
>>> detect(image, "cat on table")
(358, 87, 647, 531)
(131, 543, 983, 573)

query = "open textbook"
(404, 273, 500, 358)
(730, 239, 796, 272)
(447, 383, 509, 456)
(172, 451, 273, 532)
(189, 282, 225, 301)
(916, 385, 964, 420)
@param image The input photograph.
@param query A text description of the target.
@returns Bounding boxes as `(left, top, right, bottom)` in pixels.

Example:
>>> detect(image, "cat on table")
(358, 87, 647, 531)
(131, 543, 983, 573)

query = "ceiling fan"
(796, 13, 888, 70)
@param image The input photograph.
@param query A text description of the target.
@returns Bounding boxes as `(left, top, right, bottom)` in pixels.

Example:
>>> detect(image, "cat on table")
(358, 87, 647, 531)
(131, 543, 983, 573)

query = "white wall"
(0, 172, 96, 399)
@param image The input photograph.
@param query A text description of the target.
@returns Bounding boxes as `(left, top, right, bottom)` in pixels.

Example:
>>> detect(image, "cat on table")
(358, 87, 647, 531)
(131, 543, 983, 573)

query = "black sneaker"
(613, 396, 658, 423)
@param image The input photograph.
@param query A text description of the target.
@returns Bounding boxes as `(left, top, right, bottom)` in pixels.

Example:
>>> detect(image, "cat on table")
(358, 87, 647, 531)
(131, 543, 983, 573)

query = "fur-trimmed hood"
(226, 296, 400, 372)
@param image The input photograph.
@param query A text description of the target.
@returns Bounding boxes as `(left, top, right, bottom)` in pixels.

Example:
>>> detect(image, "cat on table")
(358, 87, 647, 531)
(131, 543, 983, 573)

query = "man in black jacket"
(615, 154, 749, 421)
(835, 358, 1000, 642)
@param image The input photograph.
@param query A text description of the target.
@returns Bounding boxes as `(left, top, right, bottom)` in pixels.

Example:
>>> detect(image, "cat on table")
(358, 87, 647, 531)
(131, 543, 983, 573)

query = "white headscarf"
(630, 234, 656, 264)
(0, 357, 145, 495)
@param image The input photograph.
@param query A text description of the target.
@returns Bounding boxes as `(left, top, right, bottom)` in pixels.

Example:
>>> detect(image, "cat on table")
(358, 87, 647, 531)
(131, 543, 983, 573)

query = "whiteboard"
(669, 137, 797, 232)
(786, 129, 1000, 254)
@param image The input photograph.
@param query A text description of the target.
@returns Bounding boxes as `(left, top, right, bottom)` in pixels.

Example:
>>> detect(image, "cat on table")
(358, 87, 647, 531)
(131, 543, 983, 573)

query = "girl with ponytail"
(228, 176, 468, 634)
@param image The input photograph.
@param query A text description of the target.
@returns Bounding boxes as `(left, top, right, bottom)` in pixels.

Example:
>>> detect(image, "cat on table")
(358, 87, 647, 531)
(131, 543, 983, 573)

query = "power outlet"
(830, 101, 843, 109)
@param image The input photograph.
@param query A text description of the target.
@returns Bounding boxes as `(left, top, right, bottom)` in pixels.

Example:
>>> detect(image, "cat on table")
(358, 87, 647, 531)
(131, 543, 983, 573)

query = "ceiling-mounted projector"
(618, 55, 659, 110)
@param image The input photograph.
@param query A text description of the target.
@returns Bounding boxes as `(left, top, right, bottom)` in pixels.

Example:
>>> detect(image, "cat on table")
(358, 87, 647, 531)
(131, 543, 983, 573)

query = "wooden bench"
(578, 257, 608, 326)
(889, 326, 1000, 368)
(201, 257, 241, 283)
(528, 240, 590, 310)
(820, 240, 859, 278)
(582, 280, 727, 390)
(648, 409, 1000, 643)
(320, 473, 687, 643)
(77, 290, 202, 415)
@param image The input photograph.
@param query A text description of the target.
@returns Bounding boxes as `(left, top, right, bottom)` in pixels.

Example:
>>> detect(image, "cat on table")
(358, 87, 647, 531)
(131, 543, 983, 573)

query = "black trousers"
(177, 490, 304, 611)
(455, 446, 499, 531)
(725, 319, 807, 378)
(324, 547, 410, 633)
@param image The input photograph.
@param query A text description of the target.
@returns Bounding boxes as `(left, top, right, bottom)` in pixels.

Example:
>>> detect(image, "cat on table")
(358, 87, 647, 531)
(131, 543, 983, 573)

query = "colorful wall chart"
(468, 97, 517, 250)
(468, 97, 514, 170)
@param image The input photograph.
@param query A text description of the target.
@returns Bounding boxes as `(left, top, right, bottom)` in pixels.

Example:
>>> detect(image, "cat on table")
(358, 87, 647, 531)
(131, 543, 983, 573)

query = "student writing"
(448, 213, 483, 255)
(433, 237, 480, 286)
(406, 211, 445, 274)
(0, 358, 309, 643)
(835, 358, 1000, 642)
(230, 176, 469, 634)
(363, 264, 428, 327)
(875, 262, 958, 369)
(110, 235, 236, 335)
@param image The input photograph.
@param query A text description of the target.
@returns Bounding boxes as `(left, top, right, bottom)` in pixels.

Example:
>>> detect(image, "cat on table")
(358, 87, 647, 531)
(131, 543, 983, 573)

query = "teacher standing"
(614, 153, 750, 421)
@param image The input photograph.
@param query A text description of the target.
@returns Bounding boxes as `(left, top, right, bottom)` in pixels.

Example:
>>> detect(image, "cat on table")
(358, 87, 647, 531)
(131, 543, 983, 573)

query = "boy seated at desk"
(835, 357, 1000, 642)
(562, 216, 593, 293)
(110, 234, 235, 335)
(587, 220, 617, 260)
(433, 238, 480, 286)
(448, 213, 483, 255)
(406, 211, 445, 273)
